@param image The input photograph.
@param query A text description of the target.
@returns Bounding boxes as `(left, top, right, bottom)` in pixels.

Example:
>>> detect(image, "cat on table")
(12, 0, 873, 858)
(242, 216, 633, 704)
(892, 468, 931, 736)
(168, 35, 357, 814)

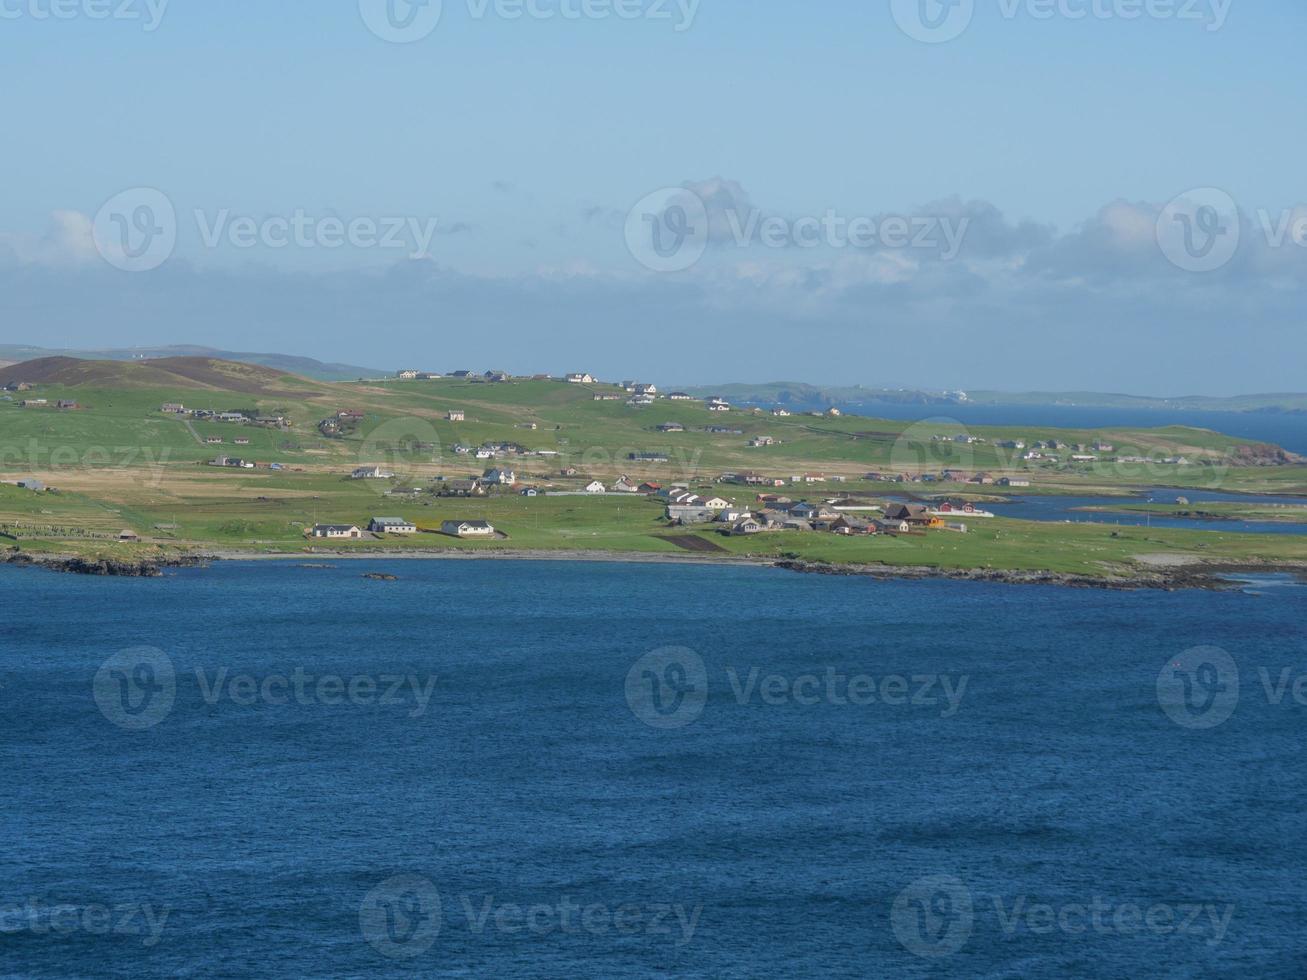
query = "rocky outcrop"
(769, 559, 1292, 591)
(1, 551, 210, 577)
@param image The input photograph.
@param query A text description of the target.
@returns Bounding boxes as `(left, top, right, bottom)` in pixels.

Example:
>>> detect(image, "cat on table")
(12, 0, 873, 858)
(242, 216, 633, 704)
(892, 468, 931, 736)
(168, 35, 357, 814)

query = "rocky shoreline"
(3, 547, 1303, 591)
(0, 551, 212, 578)
(772, 559, 1307, 591)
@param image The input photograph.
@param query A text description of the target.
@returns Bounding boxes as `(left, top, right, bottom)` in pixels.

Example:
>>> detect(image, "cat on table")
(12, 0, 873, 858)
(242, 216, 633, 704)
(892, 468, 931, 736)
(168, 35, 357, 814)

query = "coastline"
(5, 546, 1304, 591)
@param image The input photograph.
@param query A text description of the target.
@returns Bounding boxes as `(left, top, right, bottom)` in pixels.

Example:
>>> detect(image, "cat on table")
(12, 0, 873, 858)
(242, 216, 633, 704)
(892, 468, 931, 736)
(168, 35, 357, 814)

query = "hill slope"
(0, 345, 383, 381)
(0, 356, 325, 396)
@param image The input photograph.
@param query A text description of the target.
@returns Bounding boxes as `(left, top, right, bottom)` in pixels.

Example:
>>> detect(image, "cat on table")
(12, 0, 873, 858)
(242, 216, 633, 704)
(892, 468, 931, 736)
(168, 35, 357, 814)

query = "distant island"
(2, 355, 1307, 589)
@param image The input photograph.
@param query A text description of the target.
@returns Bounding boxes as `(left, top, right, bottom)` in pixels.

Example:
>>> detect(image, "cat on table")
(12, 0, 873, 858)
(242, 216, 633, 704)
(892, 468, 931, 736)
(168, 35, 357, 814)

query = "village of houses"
(234, 370, 1055, 546)
(2, 369, 1185, 547)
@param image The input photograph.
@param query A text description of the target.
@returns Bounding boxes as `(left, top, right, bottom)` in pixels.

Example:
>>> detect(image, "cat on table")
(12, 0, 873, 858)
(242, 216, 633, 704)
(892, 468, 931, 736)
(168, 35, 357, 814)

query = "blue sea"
(2, 560, 1306, 978)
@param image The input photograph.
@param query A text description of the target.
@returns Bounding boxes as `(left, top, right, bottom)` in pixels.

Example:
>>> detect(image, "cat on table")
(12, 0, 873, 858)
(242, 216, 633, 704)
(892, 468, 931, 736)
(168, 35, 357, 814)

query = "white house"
(441, 519, 496, 538)
(397, 370, 420, 379)
(701, 496, 732, 509)
(351, 465, 395, 479)
(483, 467, 516, 485)
(566, 373, 596, 384)
(368, 517, 417, 534)
(447, 410, 466, 422)
(584, 480, 606, 493)
(611, 476, 639, 493)
(310, 524, 362, 539)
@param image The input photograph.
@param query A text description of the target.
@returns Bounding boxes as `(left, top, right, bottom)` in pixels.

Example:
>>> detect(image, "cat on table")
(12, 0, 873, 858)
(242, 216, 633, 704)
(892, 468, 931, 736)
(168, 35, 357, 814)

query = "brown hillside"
(0, 356, 320, 396)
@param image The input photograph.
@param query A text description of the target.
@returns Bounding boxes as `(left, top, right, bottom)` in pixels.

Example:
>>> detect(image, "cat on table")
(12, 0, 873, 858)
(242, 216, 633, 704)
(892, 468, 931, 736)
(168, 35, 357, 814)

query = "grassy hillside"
(3, 357, 1307, 578)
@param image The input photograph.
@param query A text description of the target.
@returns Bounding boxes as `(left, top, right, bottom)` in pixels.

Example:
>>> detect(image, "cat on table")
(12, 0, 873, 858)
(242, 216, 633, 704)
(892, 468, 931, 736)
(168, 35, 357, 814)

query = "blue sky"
(2, 0, 1305, 393)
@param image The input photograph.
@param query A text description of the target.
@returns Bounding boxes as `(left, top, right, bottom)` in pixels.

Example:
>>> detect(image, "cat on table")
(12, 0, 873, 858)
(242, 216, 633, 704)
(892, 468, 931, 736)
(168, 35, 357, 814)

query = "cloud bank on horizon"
(2, 181, 1304, 397)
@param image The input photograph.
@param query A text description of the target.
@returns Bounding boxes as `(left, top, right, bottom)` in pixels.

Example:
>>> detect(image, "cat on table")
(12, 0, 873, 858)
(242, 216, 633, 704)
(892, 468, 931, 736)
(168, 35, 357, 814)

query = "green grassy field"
(3, 357, 1307, 579)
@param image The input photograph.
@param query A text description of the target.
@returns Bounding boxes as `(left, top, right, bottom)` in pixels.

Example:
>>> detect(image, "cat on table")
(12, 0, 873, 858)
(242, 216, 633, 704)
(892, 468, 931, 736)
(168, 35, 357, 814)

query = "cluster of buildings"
(307, 518, 495, 540)
(658, 488, 967, 538)
(162, 403, 289, 428)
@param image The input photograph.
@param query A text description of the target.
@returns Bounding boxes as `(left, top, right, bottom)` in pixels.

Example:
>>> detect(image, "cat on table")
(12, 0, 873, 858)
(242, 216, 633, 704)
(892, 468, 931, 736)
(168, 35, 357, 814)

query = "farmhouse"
(875, 518, 912, 534)
(884, 503, 933, 526)
(161, 403, 185, 413)
(666, 504, 717, 524)
(667, 392, 695, 401)
(566, 373, 596, 384)
(441, 520, 496, 538)
(310, 524, 362, 539)
(482, 467, 516, 485)
(442, 479, 486, 497)
(351, 465, 395, 480)
(368, 517, 417, 535)
(584, 480, 606, 493)
(611, 476, 639, 493)
(118, 529, 140, 542)
(397, 370, 420, 379)
(447, 410, 466, 422)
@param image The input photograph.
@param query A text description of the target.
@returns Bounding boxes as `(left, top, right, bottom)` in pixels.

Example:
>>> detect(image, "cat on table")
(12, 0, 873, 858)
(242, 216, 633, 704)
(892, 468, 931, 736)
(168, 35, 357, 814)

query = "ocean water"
(1, 560, 1305, 978)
